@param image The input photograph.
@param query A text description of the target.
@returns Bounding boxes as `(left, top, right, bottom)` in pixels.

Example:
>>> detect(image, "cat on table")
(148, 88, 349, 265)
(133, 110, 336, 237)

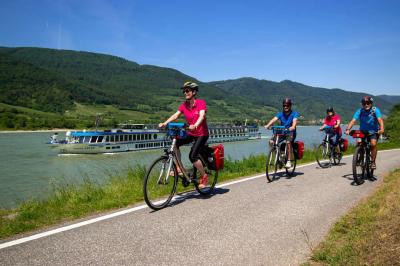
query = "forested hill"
(0, 46, 397, 129)
(209, 78, 396, 121)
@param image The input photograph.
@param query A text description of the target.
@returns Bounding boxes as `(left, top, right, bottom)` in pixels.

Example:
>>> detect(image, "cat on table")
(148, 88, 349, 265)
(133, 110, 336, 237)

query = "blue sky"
(1, 0, 399, 95)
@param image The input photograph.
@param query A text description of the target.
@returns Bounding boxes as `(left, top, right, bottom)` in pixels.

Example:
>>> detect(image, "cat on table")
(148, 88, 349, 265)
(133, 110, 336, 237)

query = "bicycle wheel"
(333, 148, 342, 165)
(266, 148, 278, 182)
(143, 156, 178, 210)
(366, 150, 374, 179)
(194, 155, 218, 195)
(316, 143, 331, 168)
(285, 145, 297, 176)
(352, 146, 365, 185)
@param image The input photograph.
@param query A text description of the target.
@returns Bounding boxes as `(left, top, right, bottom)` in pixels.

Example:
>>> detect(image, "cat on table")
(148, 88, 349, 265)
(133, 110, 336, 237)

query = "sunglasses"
(183, 89, 192, 94)
(283, 105, 290, 107)
(362, 101, 372, 105)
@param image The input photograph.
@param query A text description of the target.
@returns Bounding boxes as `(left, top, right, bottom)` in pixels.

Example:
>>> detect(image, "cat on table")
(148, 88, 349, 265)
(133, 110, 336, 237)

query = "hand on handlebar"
(188, 124, 196, 131)
(345, 129, 350, 135)
(378, 129, 384, 135)
(288, 126, 295, 131)
(158, 122, 166, 128)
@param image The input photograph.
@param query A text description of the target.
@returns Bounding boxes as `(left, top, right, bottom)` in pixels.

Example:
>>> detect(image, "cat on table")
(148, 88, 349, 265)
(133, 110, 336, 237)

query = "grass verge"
(1, 141, 399, 240)
(306, 168, 400, 265)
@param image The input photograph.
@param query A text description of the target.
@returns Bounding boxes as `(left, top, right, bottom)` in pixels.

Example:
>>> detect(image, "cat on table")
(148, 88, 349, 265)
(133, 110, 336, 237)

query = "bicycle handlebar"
(270, 126, 291, 135)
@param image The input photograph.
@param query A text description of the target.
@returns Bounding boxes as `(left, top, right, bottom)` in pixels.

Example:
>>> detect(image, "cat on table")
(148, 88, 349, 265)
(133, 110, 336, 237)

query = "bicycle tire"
(316, 143, 331, 168)
(352, 146, 365, 185)
(143, 156, 178, 210)
(193, 155, 218, 195)
(366, 150, 374, 179)
(266, 148, 278, 182)
(285, 145, 297, 176)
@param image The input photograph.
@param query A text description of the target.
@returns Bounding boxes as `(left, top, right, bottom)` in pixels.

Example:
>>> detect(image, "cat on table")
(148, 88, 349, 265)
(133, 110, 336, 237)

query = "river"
(0, 126, 350, 208)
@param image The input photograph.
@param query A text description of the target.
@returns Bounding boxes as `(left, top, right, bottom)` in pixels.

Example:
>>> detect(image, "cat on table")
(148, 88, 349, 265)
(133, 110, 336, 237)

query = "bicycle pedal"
(181, 178, 190, 187)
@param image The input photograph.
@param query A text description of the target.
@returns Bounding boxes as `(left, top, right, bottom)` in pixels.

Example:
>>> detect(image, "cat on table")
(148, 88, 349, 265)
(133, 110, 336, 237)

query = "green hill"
(0, 46, 397, 130)
(208, 77, 394, 121)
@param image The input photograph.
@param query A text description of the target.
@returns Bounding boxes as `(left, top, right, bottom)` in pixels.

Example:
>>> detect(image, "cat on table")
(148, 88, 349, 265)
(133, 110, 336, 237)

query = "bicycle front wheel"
(266, 148, 278, 182)
(316, 143, 331, 168)
(352, 146, 365, 185)
(194, 156, 218, 195)
(143, 156, 178, 210)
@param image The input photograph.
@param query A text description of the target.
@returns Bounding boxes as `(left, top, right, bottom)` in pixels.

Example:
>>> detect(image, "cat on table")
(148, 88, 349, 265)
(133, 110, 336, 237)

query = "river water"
(0, 126, 350, 208)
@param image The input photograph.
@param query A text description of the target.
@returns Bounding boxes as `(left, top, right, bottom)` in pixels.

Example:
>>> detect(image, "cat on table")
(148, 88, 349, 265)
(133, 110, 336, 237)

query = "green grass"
(307, 168, 400, 265)
(1, 141, 399, 240)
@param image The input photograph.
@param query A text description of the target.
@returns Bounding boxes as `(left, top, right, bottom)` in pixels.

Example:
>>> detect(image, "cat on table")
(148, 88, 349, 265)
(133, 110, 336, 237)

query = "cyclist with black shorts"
(264, 98, 299, 168)
(345, 96, 384, 170)
(159, 81, 209, 188)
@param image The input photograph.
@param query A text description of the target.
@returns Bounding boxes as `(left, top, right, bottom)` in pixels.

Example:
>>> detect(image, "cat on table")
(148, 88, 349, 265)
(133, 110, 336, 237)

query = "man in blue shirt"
(265, 98, 299, 168)
(345, 96, 385, 169)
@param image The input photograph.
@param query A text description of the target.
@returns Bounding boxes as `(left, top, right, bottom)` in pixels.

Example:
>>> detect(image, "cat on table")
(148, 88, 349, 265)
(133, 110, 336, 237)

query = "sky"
(0, 0, 400, 95)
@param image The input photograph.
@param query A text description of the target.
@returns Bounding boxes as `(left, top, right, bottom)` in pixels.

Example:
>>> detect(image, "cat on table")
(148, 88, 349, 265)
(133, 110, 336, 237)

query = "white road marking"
(1, 148, 399, 250)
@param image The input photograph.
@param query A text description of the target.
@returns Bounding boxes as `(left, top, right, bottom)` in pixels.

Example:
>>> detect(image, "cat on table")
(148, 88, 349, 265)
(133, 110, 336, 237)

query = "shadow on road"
(269, 171, 304, 182)
(342, 173, 378, 186)
(168, 187, 230, 208)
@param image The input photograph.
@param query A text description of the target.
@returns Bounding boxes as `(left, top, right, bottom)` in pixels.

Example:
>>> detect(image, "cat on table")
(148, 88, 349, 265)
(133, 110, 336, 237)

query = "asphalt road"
(1, 149, 400, 266)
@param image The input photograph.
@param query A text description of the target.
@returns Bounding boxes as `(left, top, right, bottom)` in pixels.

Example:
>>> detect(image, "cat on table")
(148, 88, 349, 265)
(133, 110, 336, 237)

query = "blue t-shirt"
(352, 107, 382, 132)
(275, 111, 299, 129)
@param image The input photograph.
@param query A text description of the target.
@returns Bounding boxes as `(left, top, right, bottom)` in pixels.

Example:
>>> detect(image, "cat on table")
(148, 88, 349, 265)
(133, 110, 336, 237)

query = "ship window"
(97, 136, 104, 143)
(141, 134, 144, 140)
(105, 136, 110, 142)
(119, 135, 123, 142)
(153, 134, 157, 139)
(129, 135, 133, 141)
(124, 135, 128, 141)
(133, 135, 137, 141)
(90, 136, 98, 143)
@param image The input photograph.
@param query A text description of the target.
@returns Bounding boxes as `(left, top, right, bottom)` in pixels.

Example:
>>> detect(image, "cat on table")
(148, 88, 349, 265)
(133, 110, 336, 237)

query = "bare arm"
(378, 118, 384, 135)
(289, 118, 298, 131)
(159, 111, 182, 128)
(345, 118, 356, 134)
(264, 117, 279, 129)
(189, 110, 206, 130)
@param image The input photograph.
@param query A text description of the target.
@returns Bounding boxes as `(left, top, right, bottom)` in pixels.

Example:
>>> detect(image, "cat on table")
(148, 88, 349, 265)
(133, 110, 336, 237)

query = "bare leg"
(370, 139, 378, 162)
(193, 159, 206, 176)
(287, 141, 292, 161)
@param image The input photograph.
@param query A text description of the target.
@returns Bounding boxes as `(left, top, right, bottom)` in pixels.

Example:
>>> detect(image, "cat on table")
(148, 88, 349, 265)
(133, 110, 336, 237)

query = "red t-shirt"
(178, 99, 209, 137)
(324, 114, 342, 134)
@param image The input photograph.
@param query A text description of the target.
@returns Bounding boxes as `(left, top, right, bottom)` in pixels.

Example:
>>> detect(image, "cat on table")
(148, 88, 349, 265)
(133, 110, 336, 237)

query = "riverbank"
(1, 141, 399, 240)
(0, 129, 69, 133)
(305, 168, 400, 265)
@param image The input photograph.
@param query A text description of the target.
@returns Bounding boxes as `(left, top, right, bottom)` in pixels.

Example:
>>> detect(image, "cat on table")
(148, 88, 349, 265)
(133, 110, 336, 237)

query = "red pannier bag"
(350, 130, 365, 139)
(340, 138, 349, 152)
(212, 144, 224, 170)
(294, 140, 304, 160)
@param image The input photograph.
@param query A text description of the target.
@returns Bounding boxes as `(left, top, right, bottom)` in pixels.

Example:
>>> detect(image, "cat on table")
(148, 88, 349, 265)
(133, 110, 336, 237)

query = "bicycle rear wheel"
(352, 146, 365, 185)
(143, 156, 178, 210)
(316, 143, 331, 168)
(266, 148, 278, 182)
(194, 155, 218, 195)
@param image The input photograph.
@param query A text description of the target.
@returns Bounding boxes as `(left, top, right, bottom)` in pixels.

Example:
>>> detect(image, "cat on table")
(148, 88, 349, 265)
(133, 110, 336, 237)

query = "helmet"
(181, 81, 199, 91)
(326, 107, 335, 114)
(282, 98, 292, 106)
(361, 95, 373, 105)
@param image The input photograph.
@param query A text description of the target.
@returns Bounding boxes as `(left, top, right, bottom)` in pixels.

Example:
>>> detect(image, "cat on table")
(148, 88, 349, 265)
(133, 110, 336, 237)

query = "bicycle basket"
(167, 122, 187, 138)
(350, 130, 365, 139)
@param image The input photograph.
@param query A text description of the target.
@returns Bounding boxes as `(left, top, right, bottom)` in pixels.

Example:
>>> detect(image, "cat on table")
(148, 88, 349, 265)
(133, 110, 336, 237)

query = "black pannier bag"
(200, 145, 217, 170)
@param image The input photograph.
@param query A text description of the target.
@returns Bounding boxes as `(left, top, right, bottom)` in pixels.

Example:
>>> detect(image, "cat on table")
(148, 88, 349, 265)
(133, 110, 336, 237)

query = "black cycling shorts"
(176, 135, 209, 163)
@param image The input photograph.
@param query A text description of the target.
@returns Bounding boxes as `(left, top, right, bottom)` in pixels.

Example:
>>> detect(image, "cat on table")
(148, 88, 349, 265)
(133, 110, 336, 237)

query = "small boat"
(49, 123, 260, 154)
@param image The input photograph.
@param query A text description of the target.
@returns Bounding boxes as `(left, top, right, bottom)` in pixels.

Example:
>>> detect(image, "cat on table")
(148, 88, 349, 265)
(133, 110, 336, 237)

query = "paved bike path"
(1, 150, 400, 265)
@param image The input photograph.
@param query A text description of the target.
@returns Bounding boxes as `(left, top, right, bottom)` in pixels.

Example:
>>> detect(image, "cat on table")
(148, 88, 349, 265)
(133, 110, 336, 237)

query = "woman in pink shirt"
(319, 107, 342, 151)
(159, 81, 209, 188)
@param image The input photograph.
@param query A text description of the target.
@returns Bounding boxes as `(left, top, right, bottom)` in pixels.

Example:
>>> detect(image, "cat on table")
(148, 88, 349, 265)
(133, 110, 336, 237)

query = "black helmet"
(282, 98, 292, 106)
(326, 107, 335, 114)
(361, 95, 373, 105)
(181, 81, 199, 91)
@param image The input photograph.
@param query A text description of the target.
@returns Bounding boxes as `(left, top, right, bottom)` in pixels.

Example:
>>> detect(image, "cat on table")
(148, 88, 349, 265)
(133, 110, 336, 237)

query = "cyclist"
(345, 96, 385, 170)
(264, 98, 299, 168)
(319, 107, 342, 153)
(159, 81, 209, 188)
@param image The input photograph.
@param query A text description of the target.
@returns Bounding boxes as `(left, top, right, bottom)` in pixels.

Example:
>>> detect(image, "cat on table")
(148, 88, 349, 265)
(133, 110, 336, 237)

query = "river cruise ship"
(50, 124, 260, 154)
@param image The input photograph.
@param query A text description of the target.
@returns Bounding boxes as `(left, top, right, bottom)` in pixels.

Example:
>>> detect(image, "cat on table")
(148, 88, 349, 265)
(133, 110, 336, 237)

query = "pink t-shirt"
(178, 99, 209, 137)
(324, 114, 342, 134)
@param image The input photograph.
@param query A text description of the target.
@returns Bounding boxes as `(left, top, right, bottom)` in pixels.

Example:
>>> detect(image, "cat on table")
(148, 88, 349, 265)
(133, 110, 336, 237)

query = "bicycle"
(315, 126, 342, 168)
(350, 130, 376, 185)
(266, 126, 297, 182)
(143, 122, 218, 210)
